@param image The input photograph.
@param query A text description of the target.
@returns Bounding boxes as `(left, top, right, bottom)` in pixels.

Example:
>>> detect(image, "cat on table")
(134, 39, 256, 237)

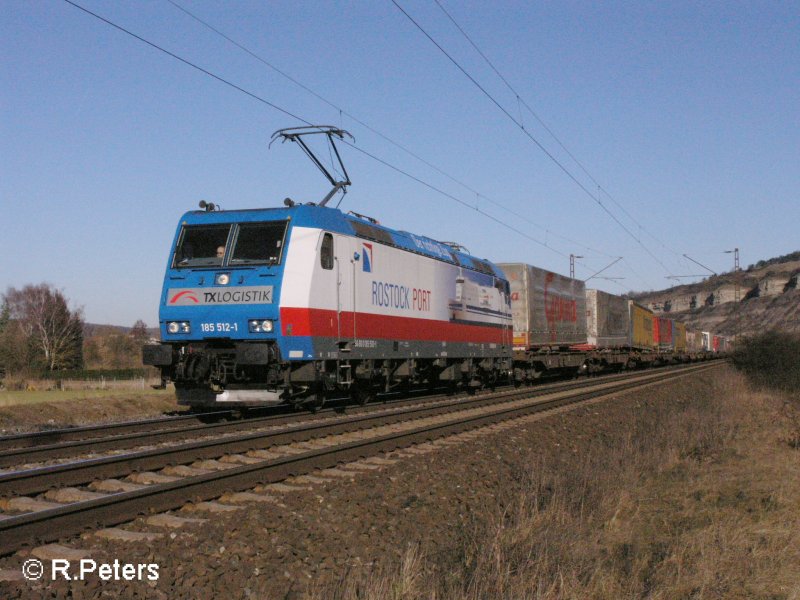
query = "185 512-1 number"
(200, 322, 239, 333)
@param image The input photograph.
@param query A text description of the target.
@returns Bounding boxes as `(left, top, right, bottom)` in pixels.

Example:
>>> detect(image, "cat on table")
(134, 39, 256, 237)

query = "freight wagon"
(498, 263, 586, 348)
(654, 316, 674, 352)
(499, 263, 589, 381)
(673, 321, 687, 355)
(686, 329, 703, 355)
(628, 301, 657, 351)
(585, 289, 629, 348)
(702, 331, 713, 352)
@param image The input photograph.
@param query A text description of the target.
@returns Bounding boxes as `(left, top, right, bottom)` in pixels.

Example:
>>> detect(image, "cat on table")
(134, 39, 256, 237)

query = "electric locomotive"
(143, 127, 513, 409)
(143, 201, 514, 409)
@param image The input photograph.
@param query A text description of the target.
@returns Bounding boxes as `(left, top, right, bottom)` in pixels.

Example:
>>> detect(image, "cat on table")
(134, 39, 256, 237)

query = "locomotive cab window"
(494, 278, 510, 296)
(230, 221, 288, 265)
(174, 224, 232, 268)
(320, 233, 334, 270)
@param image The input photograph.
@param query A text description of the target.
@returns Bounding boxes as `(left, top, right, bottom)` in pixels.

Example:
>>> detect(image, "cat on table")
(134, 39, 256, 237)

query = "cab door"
(334, 234, 358, 346)
(317, 231, 340, 347)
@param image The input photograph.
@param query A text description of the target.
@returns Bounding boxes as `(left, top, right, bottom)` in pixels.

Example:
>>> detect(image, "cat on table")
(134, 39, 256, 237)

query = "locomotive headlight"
(216, 273, 230, 285)
(248, 319, 274, 333)
(166, 321, 191, 334)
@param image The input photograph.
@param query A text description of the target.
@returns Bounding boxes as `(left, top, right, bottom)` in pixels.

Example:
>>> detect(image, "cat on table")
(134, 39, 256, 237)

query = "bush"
(32, 368, 156, 381)
(731, 330, 800, 394)
(1, 374, 28, 391)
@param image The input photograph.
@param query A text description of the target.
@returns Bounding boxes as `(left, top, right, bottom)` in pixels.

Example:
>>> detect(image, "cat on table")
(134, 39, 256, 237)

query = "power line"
(342, 140, 570, 256)
(432, 0, 595, 185)
(62, 0, 308, 125)
(622, 257, 659, 291)
(432, 0, 687, 263)
(391, 0, 675, 277)
(60, 0, 578, 263)
(164, 0, 614, 260)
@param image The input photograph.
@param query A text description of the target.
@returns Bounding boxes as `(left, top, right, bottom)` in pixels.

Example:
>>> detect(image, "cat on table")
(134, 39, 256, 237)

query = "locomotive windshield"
(172, 221, 290, 268)
(173, 224, 231, 268)
(230, 221, 288, 265)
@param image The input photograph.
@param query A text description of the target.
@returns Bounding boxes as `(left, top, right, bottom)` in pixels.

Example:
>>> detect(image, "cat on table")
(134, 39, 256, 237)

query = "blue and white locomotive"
(143, 128, 514, 409)
(143, 202, 514, 409)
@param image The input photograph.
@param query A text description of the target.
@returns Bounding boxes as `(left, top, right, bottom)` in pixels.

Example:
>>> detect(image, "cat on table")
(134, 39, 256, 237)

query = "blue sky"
(1, 0, 798, 327)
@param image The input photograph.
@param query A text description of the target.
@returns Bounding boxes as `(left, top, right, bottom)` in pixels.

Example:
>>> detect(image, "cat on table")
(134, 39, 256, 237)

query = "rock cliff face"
(631, 257, 800, 336)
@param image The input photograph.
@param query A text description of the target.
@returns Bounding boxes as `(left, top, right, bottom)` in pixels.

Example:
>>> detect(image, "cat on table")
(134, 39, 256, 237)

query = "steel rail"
(0, 410, 233, 452)
(0, 365, 714, 497)
(0, 364, 719, 555)
(0, 362, 716, 467)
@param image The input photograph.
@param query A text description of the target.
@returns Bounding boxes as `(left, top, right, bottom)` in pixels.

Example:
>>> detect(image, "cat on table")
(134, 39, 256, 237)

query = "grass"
(0, 387, 171, 407)
(312, 370, 800, 599)
(0, 387, 181, 433)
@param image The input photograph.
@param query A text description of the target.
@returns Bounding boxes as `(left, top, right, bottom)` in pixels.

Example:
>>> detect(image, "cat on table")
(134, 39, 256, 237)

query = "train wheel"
(528, 369, 542, 384)
(486, 372, 498, 392)
(304, 382, 326, 413)
(305, 393, 325, 413)
(351, 382, 375, 406)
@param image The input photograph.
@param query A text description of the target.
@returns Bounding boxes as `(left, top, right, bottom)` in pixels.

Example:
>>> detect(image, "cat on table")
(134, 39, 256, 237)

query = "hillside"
(630, 252, 800, 336)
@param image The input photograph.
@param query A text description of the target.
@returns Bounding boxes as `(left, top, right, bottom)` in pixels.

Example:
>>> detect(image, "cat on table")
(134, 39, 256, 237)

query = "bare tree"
(83, 337, 102, 368)
(4, 284, 84, 371)
(105, 333, 137, 368)
(130, 319, 149, 344)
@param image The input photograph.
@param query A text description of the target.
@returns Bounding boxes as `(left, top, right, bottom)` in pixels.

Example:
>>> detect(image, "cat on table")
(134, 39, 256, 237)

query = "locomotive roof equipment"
(269, 125, 354, 208)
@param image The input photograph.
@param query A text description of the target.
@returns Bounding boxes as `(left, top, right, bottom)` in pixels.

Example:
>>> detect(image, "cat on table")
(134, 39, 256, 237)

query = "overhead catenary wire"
(341, 140, 568, 256)
(622, 257, 659, 292)
(61, 0, 582, 263)
(61, 0, 308, 125)
(391, 0, 675, 278)
(164, 0, 615, 260)
(433, 0, 687, 263)
(435, 2, 694, 281)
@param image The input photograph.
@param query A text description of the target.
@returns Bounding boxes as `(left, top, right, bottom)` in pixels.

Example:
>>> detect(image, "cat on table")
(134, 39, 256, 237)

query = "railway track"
(0, 362, 717, 469)
(0, 362, 719, 556)
(0, 409, 234, 453)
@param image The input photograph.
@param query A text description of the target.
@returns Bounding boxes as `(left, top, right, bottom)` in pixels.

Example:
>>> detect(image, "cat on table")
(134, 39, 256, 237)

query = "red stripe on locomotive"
(280, 307, 505, 344)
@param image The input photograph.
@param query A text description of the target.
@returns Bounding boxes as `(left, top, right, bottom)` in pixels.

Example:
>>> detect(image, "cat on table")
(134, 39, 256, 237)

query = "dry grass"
(0, 382, 168, 407)
(313, 372, 800, 599)
(1, 374, 162, 394)
(0, 390, 181, 434)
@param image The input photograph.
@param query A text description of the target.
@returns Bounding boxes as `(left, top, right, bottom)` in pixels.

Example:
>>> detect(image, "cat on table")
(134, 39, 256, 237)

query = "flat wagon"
(628, 301, 656, 350)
